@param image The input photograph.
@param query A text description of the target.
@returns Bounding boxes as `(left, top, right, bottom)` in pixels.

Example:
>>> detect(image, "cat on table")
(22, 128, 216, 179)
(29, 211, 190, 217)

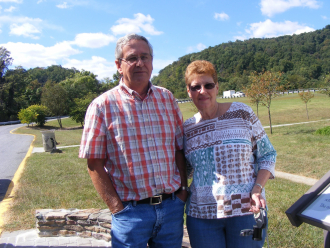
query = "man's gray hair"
(115, 33, 153, 60)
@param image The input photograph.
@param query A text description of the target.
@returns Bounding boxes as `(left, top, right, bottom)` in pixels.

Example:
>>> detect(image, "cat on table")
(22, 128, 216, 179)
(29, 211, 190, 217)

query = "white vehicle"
(223, 90, 235, 98)
(232, 91, 245, 98)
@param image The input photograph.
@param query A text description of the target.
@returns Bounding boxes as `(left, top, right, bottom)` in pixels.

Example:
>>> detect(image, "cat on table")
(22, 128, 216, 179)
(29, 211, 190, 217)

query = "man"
(79, 33, 188, 248)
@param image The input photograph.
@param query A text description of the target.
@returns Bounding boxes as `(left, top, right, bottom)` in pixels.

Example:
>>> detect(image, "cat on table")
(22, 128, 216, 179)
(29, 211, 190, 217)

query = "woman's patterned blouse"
(184, 102, 277, 219)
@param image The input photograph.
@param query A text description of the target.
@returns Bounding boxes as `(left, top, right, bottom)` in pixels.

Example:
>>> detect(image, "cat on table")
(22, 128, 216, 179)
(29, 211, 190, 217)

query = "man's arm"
(87, 158, 123, 214)
(175, 150, 188, 202)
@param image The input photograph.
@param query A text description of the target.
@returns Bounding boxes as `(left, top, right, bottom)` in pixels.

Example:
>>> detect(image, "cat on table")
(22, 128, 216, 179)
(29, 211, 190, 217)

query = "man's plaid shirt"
(79, 81, 184, 201)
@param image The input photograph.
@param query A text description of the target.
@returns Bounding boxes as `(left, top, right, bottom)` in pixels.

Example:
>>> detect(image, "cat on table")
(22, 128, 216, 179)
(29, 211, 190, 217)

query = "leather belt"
(135, 193, 173, 205)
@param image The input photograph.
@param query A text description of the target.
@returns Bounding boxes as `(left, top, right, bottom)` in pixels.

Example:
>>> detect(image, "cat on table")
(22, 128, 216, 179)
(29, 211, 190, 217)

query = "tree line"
(152, 25, 330, 99)
(0, 48, 120, 125)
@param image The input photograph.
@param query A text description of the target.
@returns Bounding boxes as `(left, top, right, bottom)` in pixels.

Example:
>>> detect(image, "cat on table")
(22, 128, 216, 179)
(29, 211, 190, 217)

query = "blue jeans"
(186, 214, 267, 248)
(111, 194, 185, 248)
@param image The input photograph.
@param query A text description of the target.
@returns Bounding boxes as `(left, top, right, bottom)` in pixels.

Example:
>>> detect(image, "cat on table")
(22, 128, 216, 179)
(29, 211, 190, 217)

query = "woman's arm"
(250, 169, 271, 213)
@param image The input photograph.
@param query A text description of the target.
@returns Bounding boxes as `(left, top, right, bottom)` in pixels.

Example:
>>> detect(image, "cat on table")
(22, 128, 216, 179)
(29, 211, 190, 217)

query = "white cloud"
(111, 13, 163, 36)
(322, 15, 328, 20)
(187, 43, 207, 53)
(0, 0, 22, 3)
(63, 56, 117, 79)
(4, 6, 15, 12)
(10, 23, 41, 39)
(261, 0, 321, 17)
(72, 33, 116, 48)
(0, 15, 42, 24)
(214, 12, 229, 21)
(56, 2, 69, 9)
(0, 41, 81, 68)
(37, 0, 45, 3)
(238, 19, 314, 39)
(0, 15, 64, 33)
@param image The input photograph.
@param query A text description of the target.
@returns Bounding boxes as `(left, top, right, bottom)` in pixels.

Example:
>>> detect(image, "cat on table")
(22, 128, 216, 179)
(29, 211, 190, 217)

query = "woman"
(183, 60, 276, 248)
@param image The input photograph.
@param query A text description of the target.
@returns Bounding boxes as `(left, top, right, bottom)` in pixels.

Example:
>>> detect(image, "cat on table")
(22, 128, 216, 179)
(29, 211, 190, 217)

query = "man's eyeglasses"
(119, 54, 152, 66)
(189, 83, 216, 92)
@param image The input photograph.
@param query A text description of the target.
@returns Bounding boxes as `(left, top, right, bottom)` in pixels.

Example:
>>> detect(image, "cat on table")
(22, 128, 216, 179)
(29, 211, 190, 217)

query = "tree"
(0, 67, 29, 121)
(0, 47, 13, 80)
(41, 81, 69, 128)
(99, 72, 120, 93)
(299, 91, 314, 119)
(24, 79, 42, 105)
(18, 104, 48, 126)
(244, 82, 267, 118)
(249, 71, 283, 134)
(69, 93, 97, 127)
(59, 71, 100, 107)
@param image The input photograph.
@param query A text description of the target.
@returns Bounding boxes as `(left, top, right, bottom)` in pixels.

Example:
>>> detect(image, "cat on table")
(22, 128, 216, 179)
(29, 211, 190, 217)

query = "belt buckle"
(150, 195, 162, 205)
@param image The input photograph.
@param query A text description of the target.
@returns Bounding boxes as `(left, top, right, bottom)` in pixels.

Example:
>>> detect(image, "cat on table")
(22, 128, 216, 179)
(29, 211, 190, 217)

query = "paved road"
(0, 124, 34, 201)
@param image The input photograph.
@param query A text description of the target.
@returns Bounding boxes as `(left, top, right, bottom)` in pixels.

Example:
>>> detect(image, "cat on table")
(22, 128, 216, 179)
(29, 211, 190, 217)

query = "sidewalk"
(0, 229, 111, 247)
(275, 171, 318, 186)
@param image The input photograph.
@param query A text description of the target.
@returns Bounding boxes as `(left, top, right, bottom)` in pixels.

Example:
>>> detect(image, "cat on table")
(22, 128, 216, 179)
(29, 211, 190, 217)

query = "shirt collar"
(119, 79, 154, 99)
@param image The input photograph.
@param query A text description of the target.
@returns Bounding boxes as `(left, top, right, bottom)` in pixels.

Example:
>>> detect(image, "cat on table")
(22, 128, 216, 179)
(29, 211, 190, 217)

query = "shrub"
(18, 105, 48, 127)
(315, 126, 330, 135)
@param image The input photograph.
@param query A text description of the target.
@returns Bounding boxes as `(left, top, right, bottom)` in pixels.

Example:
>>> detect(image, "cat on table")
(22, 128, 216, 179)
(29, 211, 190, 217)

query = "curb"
(0, 128, 36, 235)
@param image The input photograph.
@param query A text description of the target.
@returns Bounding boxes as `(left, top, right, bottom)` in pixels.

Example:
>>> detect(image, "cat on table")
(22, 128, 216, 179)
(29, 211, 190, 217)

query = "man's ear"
(115, 60, 123, 74)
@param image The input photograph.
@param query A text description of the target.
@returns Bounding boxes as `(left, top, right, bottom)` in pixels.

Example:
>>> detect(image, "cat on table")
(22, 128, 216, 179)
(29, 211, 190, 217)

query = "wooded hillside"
(152, 25, 330, 98)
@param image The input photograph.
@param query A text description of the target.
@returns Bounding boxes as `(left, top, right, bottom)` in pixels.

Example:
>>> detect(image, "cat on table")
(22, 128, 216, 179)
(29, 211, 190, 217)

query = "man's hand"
(175, 188, 188, 202)
(87, 159, 123, 214)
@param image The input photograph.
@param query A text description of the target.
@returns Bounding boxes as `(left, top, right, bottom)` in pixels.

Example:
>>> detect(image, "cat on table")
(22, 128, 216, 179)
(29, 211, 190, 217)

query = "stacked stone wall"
(35, 208, 191, 247)
(36, 208, 112, 242)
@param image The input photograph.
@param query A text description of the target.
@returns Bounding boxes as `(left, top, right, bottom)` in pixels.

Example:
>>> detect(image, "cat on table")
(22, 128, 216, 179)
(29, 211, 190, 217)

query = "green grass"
(4, 147, 107, 231)
(315, 126, 330, 135)
(266, 178, 324, 248)
(215, 93, 330, 127)
(15, 118, 83, 147)
(268, 122, 330, 179)
(3, 94, 330, 247)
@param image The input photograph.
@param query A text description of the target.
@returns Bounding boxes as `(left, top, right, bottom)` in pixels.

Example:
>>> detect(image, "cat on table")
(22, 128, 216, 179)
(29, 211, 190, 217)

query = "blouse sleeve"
(250, 109, 277, 179)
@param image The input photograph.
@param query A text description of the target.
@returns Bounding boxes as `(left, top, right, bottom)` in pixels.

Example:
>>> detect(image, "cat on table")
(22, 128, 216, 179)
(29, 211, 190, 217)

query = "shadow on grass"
(25, 125, 83, 131)
(282, 129, 317, 135)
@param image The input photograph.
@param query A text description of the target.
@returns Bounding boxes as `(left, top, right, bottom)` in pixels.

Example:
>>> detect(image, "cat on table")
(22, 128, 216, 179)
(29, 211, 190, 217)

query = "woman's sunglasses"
(189, 83, 216, 92)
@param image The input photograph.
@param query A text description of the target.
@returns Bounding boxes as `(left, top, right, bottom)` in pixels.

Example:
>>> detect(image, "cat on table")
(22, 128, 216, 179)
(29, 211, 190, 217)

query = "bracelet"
(254, 183, 263, 190)
(180, 186, 189, 192)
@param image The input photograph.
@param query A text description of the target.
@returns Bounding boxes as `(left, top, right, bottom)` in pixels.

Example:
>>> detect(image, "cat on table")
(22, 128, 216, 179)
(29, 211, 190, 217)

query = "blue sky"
(0, 0, 329, 80)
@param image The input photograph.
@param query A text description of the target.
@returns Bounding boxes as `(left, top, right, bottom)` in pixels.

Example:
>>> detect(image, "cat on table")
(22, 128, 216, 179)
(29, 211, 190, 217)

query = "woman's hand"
(250, 185, 266, 213)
